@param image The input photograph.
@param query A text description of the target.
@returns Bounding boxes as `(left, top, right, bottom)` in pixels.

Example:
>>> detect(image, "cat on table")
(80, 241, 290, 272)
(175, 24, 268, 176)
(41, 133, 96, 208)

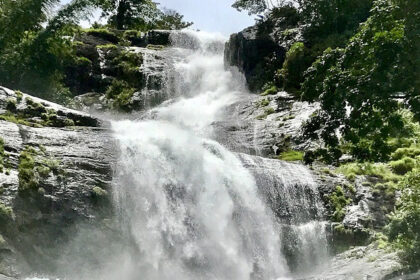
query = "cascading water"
(111, 31, 290, 280)
(26, 30, 328, 280)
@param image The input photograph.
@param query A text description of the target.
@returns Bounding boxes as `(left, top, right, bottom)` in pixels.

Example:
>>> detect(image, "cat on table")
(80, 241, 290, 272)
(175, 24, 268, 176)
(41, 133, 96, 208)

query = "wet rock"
(145, 30, 172, 46)
(304, 244, 402, 280)
(213, 91, 319, 157)
(0, 88, 116, 276)
(0, 87, 101, 127)
(224, 25, 286, 91)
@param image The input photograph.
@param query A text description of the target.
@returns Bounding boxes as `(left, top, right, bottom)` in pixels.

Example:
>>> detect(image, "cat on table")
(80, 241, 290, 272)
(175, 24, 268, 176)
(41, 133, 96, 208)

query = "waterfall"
(25, 30, 328, 280)
(111, 31, 290, 280)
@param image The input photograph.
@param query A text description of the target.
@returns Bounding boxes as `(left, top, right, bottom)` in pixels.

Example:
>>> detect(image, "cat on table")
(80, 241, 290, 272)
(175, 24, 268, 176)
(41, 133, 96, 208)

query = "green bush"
(336, 162, 400, 182)
(329, 186, 352, 222)
(388, 168, 420, 269)
(106, 80, 136, 111)
(278, 42, 310, 92)
(300, 0, 420, 163)
(85, 29, 119, 43)
(391, 146, 420, 160)
(390, 157, 416, 175)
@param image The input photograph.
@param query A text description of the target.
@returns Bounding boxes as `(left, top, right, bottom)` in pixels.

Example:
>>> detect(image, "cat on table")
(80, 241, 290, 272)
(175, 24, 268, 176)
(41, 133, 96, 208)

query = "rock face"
(224, 25, 286, 92)
(305, 244, 403, 280)
(213, 91, 319, 157)
(0, 87, 116, 278)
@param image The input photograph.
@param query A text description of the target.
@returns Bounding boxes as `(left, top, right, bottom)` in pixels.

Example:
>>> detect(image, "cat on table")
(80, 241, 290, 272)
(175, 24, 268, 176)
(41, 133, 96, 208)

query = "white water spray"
(111, 31, 290, 280)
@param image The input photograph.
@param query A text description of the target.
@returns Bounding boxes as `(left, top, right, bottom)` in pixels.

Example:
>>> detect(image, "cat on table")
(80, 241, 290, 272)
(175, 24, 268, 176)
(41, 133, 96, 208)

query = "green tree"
(95, 0, 161, 30)
(0, 0, 95, 102)
(297, 0, 372, 39)
(155, 8, 193, 30)
(301, 0, 420, 162)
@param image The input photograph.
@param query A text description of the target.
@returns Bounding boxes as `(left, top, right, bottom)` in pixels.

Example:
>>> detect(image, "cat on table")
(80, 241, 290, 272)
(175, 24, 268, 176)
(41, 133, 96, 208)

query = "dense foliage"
(236, 0, 420, 267)
(302, 0, 420, 163)
(0, 0, 191, 103)
(388, 166, 420, 269)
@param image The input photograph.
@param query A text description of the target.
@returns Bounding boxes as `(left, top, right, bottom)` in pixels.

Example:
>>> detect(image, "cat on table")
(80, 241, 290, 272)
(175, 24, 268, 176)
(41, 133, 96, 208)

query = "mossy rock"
(85, 29, 120, 44)
(0, 203, 13, 222)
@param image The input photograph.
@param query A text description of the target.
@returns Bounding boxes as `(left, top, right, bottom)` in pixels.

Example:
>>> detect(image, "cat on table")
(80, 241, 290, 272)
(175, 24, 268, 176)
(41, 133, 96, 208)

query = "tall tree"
(95, 0, 161, 30)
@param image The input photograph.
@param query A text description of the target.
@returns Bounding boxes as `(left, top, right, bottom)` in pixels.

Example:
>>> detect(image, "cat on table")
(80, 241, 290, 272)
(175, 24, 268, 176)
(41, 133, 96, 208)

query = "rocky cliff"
(0, 87, 116, 278)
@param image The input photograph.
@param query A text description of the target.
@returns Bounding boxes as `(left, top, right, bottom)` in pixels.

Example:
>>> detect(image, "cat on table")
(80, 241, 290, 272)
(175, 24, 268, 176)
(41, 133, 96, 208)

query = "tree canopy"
(301, 0, 420, 163)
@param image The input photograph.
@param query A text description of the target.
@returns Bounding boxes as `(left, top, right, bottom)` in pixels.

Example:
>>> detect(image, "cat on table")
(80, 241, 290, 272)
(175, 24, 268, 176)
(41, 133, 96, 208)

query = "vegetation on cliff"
(0, 0, 191, 106)
(236, 0, 419, 268)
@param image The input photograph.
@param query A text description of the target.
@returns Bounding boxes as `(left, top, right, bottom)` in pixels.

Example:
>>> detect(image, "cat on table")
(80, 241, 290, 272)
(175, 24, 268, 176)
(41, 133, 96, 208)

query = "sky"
(156, 0, 255, 34)
(61, 0, 255, 35)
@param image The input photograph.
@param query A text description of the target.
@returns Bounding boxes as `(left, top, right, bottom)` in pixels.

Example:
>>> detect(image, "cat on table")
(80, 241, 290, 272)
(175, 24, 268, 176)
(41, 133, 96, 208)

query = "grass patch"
(336, 162, 400, 182)
(279, 150, 304, 161)
(260, 85, 278, 96)
(256, 107, 276, 120)
(18, 146, 38, 191)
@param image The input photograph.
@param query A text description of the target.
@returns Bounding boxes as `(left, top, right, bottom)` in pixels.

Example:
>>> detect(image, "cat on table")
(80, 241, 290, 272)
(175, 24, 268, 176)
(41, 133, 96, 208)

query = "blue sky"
(156, 0, 255, 34)
(61, 0, 255, 35)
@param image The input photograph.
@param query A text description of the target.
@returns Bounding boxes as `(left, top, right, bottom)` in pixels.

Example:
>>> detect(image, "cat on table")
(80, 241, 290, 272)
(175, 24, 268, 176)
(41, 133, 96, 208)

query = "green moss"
(15, 90, 23, 103)
(123, 30, 141, 39)
(0, 112, 32, 126)
(279, 150, 304, 161)
(35, 165, 50, 177)
(260, 99, 270, 107)
(97, 44, 118, 50)
(18, 146, 38, 191)
(85, 28, 119, 43)
(283, 114, 295, 121)
(0, 203, 13, 221)
(115, 50, 142, 74)
(146, 44, 165, 50)
(75, 56, 92, 66)
(63, 119, 75, 127)
(334, 223, 353, 235)
(260, 85, 278, 96)
(321, 167, 334, 175)
(257, 107, 276, 120)
(25, 97, 46, 114)
(329, 186, 352, 222)
(92, 186, 108, 197)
